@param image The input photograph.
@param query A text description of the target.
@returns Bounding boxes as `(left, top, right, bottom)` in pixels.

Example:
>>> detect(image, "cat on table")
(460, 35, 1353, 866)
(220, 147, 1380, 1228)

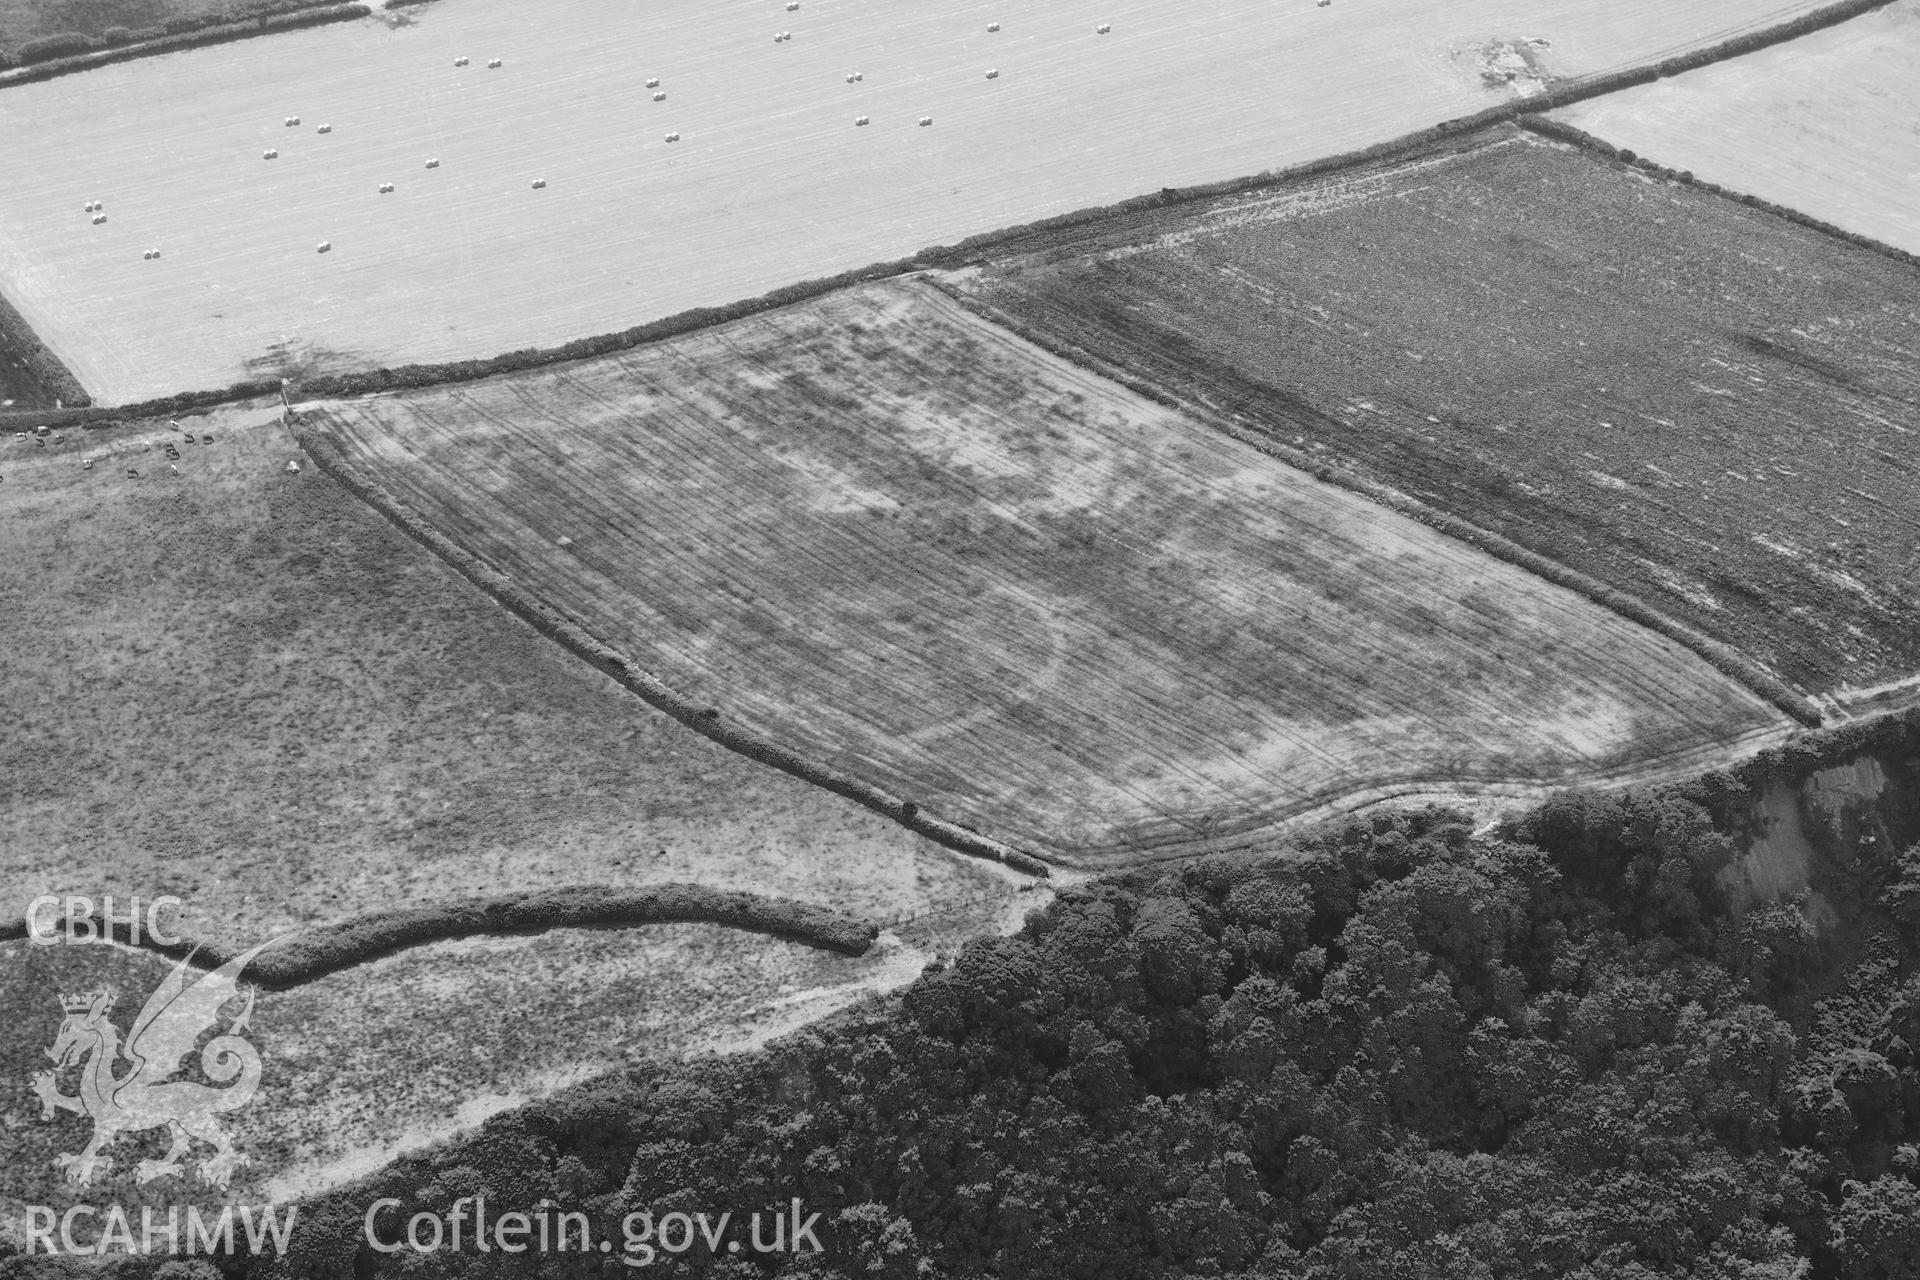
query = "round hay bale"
(985, 68, 998, 78)
(316, 240, 331, 253)
(653, 91, 666, 101)
(454, 56, 468, 66)
(786, 1, 799, 9)
(646, 77, 659, 88)
(853, 71, 863, 81)
(845, 73, 855, 82)
(531, 178, 547, 188)
(318, 123, 332, 134)
(855, 115, 869, 126)
(143, 250, 153, 260)
(488, 58, 501, 68)
(92, 214, 106, 224)
(987, 21, 1000, 31)
(263, 149, 277, 159)
(1096, 22, 1111, 33)
(425, 158, 440, 168)
(665, 131, 680, 142)
(919, 116, 932, 126)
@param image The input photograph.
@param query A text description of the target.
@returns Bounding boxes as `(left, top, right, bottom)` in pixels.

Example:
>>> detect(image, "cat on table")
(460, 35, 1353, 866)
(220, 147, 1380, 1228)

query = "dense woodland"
(58, 723, 1897, 1280)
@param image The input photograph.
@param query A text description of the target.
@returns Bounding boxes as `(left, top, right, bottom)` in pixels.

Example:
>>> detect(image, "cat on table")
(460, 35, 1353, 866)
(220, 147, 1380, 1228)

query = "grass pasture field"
(0, 0, 1854, 403)
(964, 130, 1920, 700)
(308, 279, 1788, 867)
(1558, 0, 1920, 255)
(0, 397, 1021, 1216)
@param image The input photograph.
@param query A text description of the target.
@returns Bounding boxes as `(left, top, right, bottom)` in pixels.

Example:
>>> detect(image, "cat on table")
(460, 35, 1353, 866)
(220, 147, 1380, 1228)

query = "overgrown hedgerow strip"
(0, 289, 88, 408)
(0, 4, 372, 86)
(0, 883, 881, 988)
(925, 278, 1827, 732)
(292, 428, 1053, 880)
(1515, 115, 1920, 272)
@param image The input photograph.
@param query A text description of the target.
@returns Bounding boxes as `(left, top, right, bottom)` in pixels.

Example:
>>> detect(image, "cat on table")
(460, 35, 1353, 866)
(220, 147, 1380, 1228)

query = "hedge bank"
(0, 883, 880, 988)
(0, 3, 370, 86)
(1518, 115, 1920, 271)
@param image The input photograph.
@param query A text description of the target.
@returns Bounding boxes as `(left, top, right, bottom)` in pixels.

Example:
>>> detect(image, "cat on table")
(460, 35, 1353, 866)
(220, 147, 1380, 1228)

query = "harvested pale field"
(1559, 0, 1920, 255)
(309, 279, 1785, 867)
(964, 131, 1920, 697)
(0, 0, 1850, 402)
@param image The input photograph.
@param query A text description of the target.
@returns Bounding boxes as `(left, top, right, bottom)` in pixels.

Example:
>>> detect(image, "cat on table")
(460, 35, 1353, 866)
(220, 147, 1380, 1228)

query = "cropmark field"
(1559, 0, 1920, 256)
(963, 129, 1920, 704)
(306, 280, 1787, 868)
(0, 0, 1857, 402)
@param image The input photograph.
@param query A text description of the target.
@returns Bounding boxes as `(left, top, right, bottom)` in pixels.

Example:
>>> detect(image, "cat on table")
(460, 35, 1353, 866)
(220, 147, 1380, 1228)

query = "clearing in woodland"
(1557, 0, 1920, 256)
(307, 280, 1786, 868)
(962, 129, 1920, 699)
(0, 0, 1854, 401)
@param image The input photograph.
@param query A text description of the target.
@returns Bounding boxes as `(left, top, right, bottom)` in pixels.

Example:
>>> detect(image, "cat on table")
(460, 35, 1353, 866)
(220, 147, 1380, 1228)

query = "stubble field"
(309, 279, 1788, 867)
(1558, 0, 1920, 255)
(962, 130, 1920, 699)
(0, 0, 1852, 402)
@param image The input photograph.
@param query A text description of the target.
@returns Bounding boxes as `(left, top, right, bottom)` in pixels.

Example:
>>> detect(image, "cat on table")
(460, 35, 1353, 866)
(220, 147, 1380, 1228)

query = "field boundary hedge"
(0, 289, 88, 408)
(0, 3, 371, 86)
(0, 883, 879, 988)
(290, 427, 1052, 879)
(1516, 115, 1920, 271)
(925, 279, 1826, 731)
(1713, 704, 1920, 799)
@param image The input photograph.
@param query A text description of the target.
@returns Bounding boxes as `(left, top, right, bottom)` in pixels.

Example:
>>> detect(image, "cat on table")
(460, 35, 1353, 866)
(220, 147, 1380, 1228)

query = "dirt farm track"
(0, 0, 1853, 403)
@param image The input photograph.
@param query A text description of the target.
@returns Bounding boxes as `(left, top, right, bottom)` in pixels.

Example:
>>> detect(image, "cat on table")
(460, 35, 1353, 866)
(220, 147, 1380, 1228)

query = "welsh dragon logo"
(29, 938, 280, 1190)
